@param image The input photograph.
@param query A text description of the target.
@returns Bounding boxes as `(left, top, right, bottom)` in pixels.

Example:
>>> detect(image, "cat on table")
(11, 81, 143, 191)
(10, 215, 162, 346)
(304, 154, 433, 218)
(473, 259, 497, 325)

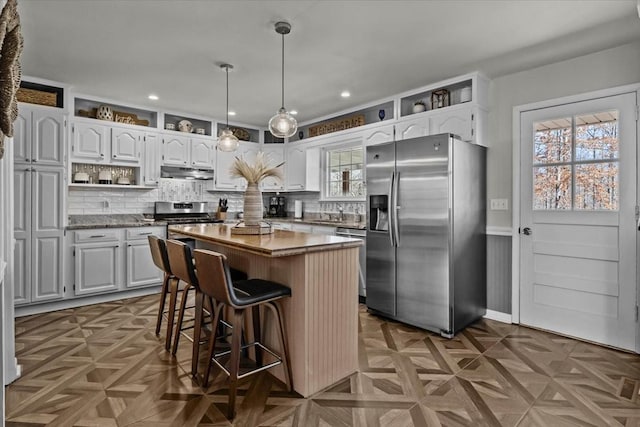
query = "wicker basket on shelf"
(16, 88, 57, 107)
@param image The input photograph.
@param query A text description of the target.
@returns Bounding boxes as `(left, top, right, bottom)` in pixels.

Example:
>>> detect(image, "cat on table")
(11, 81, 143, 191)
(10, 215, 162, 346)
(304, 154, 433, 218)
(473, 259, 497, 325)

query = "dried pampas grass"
(230, 151, 284, 184)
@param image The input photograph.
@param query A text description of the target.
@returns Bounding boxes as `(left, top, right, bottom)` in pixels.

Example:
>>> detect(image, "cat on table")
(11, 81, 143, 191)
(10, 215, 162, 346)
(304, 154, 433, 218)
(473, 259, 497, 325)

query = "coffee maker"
(269, 196, 287, 217)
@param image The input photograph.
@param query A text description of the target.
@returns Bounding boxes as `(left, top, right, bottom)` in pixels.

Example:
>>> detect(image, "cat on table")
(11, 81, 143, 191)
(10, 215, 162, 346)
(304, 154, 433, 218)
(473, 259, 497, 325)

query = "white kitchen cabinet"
(72, 226, 164, 297)
(142, 132, 160, 186)
(162, 133, 216, 169)
(395, 116, 429, 141)
(13, 165, 65, 304)
(362, 124, 394, 146)
(428, 104, 474, 142)
(311, 225, 336, 235)
(75, 243, 121, 296)
(215, 142, 258, 191)
(190, 135, 215, 169)
(286, 146, 320, 191)
(291, 223, 312, 233)
(125, 226, 165, 288)
(111, 126, 142, 164)
(71, 121, 108, 162)
(162, 133, 190, 166)
(15, 104, 66, 166)
(260, 145, 285, 191)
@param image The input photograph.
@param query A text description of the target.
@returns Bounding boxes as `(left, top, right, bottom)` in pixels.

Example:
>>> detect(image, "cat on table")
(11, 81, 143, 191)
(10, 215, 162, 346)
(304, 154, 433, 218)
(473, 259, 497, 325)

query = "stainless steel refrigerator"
(366, 133, 486, 337)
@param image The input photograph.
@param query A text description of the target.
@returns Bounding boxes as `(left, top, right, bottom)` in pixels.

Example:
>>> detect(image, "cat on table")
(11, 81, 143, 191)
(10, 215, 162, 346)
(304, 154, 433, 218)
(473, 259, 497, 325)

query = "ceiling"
(17, 0, 640, 127)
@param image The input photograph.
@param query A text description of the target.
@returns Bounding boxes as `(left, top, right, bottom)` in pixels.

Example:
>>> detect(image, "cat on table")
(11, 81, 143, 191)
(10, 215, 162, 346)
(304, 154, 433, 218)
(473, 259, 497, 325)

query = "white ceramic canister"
(460, 86, 472, 103)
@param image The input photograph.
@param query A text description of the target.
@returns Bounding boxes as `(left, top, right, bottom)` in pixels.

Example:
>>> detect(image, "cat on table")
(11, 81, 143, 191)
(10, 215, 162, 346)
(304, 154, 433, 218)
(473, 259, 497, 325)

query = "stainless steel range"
(154, 201, 222, 243)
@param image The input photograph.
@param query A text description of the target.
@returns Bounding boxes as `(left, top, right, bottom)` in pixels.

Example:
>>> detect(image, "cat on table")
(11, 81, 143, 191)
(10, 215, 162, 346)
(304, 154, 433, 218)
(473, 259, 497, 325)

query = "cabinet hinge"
(73, 249, 75, 257)
(636, 305, 638, 322)
(71, 124, 74, 133)
(162, 155, 165, 160)
(636, 105, 639, 122)
(64, 119, 67, 128)
(71, 144, 74, 152)
(73, 284, 76, 291)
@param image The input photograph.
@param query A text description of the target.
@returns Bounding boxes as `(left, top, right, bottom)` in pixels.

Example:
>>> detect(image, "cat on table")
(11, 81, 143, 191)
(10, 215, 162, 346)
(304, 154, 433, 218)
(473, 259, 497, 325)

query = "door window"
(533, 110, 619, 211)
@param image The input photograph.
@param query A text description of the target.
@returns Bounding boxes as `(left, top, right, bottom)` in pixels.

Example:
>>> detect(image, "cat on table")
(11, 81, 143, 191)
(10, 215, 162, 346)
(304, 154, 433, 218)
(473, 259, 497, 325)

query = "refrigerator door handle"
(388, 172, 395, 247)
(393, 171, 400, 247)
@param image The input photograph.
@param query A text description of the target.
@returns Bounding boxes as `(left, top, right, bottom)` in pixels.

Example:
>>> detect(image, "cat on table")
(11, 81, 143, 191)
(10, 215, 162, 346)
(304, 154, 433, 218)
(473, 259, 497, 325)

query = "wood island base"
(169, 224, 362, 398)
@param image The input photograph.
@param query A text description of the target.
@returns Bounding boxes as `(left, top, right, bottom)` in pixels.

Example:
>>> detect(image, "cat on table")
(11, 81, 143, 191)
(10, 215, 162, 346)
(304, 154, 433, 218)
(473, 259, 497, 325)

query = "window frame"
(319, 138, 366, 202)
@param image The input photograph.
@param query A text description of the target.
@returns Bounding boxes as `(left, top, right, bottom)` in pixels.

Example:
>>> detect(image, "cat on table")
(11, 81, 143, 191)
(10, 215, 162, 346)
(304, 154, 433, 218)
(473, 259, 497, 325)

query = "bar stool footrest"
(211, 341, 283, 380)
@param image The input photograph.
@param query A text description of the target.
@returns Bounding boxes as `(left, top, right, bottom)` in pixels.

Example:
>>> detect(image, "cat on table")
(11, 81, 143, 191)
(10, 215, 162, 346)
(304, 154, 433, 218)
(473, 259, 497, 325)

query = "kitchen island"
(168, 223, 362, 397)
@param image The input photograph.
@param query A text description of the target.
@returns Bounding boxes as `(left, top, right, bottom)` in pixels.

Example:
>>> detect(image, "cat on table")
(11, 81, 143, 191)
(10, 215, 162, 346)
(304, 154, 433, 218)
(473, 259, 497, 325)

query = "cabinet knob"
(113, 154, 117, 158)
(100, 153, 104, 157)
(32, 159, 37, 163)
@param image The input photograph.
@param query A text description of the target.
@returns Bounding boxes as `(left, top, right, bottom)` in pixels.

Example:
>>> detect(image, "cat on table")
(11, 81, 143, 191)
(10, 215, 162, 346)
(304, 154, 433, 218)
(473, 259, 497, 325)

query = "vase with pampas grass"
(230, 152, 284, 226)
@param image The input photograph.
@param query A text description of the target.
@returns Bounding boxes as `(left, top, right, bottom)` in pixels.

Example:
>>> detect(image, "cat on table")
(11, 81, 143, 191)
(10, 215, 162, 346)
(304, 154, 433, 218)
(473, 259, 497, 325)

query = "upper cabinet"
(286, 145, 320, 192)
(15, 104, 66, 167)
(396, 72, 488, 146)
(362, 123, 395, 147)
(141, 132, 160, 186)
(71, 121, 107, 161)
(260, 145, 285, 192)
(161, 133, 215, 169)
(214, 142, 258, 191)
(111, 126, 141, 164)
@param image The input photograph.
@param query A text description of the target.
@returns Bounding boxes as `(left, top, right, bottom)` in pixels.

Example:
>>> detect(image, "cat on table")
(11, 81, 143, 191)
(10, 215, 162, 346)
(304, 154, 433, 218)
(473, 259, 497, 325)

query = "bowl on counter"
(117, 177, 130, 185)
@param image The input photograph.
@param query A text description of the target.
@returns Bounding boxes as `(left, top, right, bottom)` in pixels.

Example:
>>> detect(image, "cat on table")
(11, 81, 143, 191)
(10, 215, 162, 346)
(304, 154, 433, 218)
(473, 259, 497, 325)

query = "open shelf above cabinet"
(215, 123, 260, 143)
(163, 113, 212, 136)
(75, 97, 157, 127)
(290, 100, 394, 142)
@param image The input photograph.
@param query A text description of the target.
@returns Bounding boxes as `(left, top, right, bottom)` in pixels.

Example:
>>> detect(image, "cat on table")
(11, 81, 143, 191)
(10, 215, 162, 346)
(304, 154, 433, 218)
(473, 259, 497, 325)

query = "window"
(533, 110, 619, 211)
(324, 145, 364, 200)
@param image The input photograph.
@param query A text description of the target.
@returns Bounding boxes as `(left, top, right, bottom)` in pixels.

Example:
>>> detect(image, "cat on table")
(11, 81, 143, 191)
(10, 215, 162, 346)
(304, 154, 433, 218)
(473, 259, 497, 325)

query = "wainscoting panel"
(487, 234, 512, 314)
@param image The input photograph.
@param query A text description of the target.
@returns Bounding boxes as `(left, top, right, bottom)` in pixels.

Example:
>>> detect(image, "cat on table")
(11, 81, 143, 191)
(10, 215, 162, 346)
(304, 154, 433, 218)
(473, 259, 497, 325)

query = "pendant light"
(268, 21, 297, 138)
(217, 63, 239, 152)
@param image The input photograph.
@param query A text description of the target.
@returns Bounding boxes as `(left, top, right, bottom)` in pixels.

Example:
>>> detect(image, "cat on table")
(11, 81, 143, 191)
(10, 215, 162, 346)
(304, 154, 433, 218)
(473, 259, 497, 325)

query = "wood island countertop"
(168, 223, 362, 257)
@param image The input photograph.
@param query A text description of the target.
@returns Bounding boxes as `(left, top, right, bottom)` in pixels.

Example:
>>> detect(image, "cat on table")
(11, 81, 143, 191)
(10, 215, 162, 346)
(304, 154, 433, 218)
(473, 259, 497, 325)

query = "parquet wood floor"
(6, 294, 640, 426)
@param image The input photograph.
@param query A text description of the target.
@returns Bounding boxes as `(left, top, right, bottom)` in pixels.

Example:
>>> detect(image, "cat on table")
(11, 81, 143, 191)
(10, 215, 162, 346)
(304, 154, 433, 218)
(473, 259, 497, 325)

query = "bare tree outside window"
(533, 111, 619, 211)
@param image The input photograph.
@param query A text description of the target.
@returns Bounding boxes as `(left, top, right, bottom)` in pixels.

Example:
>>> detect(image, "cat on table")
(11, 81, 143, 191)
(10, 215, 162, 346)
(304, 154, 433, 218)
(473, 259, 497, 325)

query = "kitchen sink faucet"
(338, 204, 344, 221)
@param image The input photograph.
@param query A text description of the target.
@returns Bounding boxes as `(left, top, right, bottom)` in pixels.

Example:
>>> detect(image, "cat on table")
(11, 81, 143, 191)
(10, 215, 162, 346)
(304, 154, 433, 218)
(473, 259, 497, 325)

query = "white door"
(126, 241, 163, 288)
(286, 146, 306, 190)
(520, 92, 637, 351)
(72, 122, 107, 161)
(75, 244, 121, 295)
(13, 107, 31, 164)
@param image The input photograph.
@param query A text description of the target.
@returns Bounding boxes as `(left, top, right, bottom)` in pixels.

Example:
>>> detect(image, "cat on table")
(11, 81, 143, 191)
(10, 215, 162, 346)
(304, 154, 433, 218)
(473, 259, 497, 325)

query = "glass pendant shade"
(217, 128, 239, 152)
(269, 107, 297, 138)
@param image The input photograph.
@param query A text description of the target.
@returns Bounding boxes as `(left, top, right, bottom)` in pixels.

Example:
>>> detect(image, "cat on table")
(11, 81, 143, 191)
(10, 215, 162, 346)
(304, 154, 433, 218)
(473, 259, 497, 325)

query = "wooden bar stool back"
(148, 236, 179, 351)
(165, 239, 207, 376)
(193, 249, 293, 420)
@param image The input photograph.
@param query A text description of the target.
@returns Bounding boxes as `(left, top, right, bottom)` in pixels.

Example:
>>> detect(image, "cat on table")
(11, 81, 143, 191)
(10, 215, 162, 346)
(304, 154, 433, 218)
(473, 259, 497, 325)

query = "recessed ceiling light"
(148, 94, 159, 100)
(341, 91, 350, 98)
(290, 110, 298, 115)
(228, 111, 236, 116)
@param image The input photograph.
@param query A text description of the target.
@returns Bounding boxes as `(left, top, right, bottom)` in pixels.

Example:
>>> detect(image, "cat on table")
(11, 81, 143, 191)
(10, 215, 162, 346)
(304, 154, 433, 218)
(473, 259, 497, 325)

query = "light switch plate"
(490, 199, 508, 210)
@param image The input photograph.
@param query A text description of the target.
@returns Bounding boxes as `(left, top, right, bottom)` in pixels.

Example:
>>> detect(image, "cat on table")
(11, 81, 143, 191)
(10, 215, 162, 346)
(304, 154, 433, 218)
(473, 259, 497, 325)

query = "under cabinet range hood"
(160, 166, 214, 180)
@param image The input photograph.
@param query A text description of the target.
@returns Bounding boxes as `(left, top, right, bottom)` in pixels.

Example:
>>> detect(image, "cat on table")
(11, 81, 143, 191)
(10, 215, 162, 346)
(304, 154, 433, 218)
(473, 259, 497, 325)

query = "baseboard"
(15, 286, 162, 317)
(483, 309, 512, 324)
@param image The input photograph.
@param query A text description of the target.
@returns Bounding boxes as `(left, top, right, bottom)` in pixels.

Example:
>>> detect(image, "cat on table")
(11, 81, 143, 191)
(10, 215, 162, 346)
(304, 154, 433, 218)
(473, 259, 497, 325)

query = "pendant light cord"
(226, 66, 230, 127)
(281, 32, 285, 109)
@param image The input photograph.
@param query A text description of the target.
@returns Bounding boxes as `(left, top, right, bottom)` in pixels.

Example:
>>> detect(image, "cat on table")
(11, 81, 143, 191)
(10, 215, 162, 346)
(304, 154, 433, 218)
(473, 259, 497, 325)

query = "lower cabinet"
(125, 227, 164, 288)
(72, 226, 165, 297)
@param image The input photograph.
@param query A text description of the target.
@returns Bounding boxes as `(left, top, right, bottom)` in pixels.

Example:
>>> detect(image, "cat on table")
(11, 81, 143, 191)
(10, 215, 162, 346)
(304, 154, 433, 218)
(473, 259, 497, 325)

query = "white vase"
(243, 183, 263, 226)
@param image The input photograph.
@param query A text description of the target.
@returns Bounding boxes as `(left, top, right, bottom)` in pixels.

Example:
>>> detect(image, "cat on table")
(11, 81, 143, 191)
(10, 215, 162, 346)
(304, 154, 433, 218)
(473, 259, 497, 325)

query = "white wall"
(487, 41, 640, 228)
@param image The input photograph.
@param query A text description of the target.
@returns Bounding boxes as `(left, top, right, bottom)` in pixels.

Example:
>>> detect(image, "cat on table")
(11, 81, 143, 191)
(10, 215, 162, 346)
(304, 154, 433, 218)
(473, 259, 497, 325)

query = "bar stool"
(165, 240, 249, 377)
(165, 239, 209, 377)
(148, 236, 180, 351)
(193, 249, 293, 420)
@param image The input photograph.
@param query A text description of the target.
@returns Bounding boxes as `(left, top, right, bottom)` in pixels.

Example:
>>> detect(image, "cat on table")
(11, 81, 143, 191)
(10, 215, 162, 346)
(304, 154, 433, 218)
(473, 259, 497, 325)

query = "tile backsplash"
(68, 179, 365, 218)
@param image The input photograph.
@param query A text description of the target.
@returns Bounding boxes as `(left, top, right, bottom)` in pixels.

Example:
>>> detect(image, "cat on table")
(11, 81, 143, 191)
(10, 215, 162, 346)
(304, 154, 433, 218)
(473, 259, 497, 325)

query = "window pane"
(575, 162, 619, 210)
(329, 182, 340, 197)
(339, 151, 351, 165)
(575, 111, 619, 161)
(534, 118, 571, 164)
(533, 165, 571, 210)
(329, 152, 340, 166)
(352, 169, 362, 180)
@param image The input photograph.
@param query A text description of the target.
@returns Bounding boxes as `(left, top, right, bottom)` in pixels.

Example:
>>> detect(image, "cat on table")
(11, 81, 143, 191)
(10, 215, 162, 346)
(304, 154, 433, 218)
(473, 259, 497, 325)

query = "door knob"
(522, 227, 532, 235)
